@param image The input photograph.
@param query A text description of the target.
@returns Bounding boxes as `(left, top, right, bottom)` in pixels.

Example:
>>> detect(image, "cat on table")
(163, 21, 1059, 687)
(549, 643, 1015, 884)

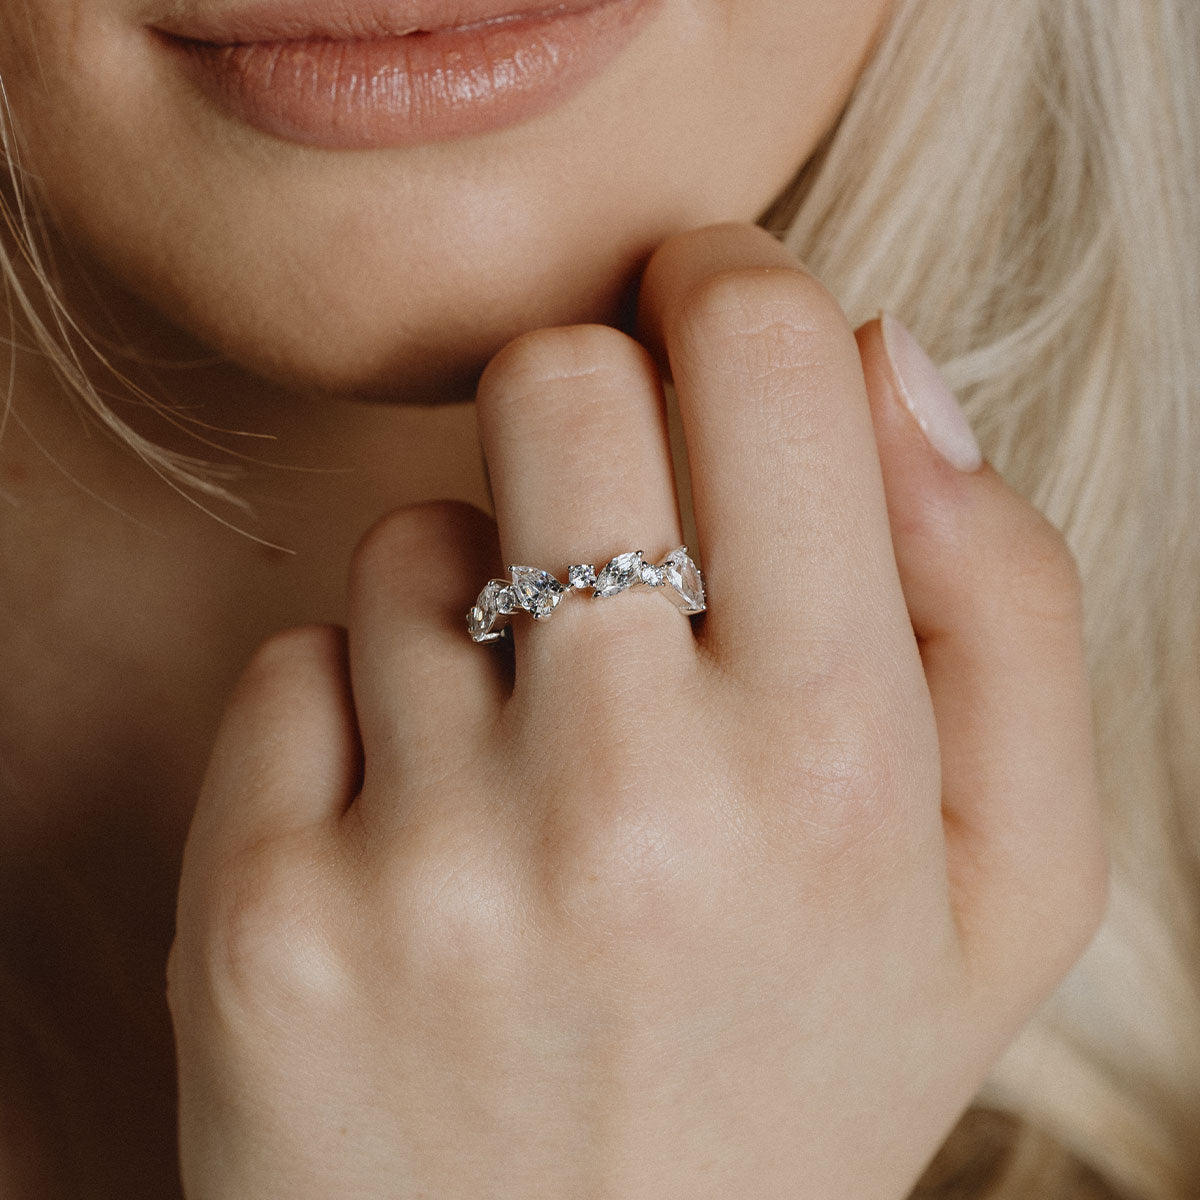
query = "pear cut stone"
(659, 547, 705, 613)
(593, 550, 645, 598)
(509, 566, 566, 620)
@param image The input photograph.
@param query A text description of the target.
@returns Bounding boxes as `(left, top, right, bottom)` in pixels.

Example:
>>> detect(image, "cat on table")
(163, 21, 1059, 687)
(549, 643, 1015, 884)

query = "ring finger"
(474, 322, 694, 685)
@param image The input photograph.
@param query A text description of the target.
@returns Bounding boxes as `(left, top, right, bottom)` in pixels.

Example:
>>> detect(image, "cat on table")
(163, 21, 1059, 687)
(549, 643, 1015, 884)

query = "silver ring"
(467, 547, 706, 644)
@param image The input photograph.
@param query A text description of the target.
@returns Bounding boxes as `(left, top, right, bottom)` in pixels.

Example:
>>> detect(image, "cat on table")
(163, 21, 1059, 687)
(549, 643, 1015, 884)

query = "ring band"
(467, 547, 706, 643)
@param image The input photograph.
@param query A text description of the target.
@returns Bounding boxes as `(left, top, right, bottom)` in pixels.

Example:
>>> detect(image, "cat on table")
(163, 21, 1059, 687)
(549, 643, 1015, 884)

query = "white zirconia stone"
(593, 550, 645, 598)
(495, 585, 518, 614)
(659, 547, 705, 612)
(467, 605, 487, 639)
(567, 563, 597, 590)
(640, 561, 666, 587)
(468, 580, 502, 642)
(509, 566, 566, 620)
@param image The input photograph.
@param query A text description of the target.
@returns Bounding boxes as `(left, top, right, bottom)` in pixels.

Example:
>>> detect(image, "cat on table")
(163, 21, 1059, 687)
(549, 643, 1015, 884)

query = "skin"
(169, 229, 1109, 1200)
(0, 1, 1108, 1196)
(0, 0, 888, 399)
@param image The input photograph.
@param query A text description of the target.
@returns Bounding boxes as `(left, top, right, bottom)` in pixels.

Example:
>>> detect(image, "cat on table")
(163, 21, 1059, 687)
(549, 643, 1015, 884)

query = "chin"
(120, 234, 652, 406)
(200, 290, 633, 404)
(250, 335, 507, 406)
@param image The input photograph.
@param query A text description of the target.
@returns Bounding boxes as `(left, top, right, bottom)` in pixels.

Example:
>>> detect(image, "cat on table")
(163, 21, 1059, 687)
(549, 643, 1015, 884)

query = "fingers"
(474, 323, 691, 680)
(636, 223, 915, 677)
(188, 624, 361, 865)
(190, 504, 508, 864)
(346, 500, 509, 789)
(856, 316, 1108, 1013)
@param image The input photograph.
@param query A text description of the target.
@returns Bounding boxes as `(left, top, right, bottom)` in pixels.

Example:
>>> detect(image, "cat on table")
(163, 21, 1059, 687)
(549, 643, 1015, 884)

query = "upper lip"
(150, 0, 609, 42)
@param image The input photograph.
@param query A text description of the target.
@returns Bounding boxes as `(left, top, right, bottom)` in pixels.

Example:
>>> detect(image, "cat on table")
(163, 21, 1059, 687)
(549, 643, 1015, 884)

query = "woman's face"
(1, 0, 891, 399)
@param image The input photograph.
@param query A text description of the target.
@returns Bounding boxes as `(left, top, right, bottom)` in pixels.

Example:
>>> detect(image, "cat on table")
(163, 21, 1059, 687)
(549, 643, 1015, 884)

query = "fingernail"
(880, 312, 983, 472)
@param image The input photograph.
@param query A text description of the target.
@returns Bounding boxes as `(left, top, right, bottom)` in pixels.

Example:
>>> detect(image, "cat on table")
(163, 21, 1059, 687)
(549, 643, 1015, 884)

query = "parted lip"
(150, 0, 614, 42)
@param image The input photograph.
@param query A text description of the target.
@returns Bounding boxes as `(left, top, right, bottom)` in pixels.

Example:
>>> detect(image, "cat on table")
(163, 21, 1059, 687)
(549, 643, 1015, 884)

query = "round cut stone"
(568, 563, 597, 590)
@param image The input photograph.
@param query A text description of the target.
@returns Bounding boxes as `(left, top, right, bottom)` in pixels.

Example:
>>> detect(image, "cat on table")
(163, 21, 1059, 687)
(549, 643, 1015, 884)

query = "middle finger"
(637, 223, 915, 680)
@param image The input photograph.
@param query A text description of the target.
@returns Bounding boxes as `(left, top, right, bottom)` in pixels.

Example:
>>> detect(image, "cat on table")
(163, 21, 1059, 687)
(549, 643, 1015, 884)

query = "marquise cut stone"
(509, 566, 566, 620)
(593, 550, 644, 598)
(468, 580, 505, 642)
(467, 604, 489, 640)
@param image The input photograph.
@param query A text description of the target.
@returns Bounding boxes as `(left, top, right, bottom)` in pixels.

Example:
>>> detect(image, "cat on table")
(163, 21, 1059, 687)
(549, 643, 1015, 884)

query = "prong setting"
(467, 547, 705, 642)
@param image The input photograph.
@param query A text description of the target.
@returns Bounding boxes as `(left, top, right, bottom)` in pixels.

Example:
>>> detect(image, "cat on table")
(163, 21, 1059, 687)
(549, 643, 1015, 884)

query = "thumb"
(857, 314, 1108, 1023)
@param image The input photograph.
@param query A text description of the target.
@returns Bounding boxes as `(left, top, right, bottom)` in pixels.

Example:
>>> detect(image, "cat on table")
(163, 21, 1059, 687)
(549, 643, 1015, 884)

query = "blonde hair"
(3, 0, 1199, 1195)
(765, 1, 1200, 1195)
(0, 80, 249, 518)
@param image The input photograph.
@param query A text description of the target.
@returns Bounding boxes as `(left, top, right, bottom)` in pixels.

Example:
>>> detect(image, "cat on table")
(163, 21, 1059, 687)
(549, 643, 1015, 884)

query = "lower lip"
(154, 0, 659, 150)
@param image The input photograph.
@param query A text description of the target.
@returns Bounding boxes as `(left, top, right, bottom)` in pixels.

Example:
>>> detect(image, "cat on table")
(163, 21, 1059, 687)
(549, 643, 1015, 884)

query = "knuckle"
(674, 266, 851, 384)
(761, 688, 904, 859)
(643, 222, 744, 273)
(478, 323, 645, 419)
(642, 222, 809, 296)
(997, 506, 1085, 627)
(237, 624, 341, 701)
(535, 772, 705, 946)
(795, 730, 895, 845)
(350, 500, 489, 588)
(200, 836, 343, 1019)
(545, 827, 696, 950)
(372, 826, 521, 978)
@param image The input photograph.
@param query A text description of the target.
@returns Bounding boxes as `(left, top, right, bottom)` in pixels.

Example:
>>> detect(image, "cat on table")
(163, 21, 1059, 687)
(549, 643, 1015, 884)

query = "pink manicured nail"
(880, 312, 983, 472)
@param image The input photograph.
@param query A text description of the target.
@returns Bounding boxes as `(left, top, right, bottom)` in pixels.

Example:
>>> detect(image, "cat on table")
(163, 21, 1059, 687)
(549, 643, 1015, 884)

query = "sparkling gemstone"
(593, 550, 645, 598)
(495, 585, 518, 614)
(468, 581, 503, 642)
(567, 563, 597, 590)
(659, 547, 705, 612)
(509, 566, 566, 620)
(640, 562, 666, 587)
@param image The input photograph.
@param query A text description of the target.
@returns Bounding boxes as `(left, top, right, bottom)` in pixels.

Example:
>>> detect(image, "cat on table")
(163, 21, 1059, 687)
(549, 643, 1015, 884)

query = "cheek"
(2, 1, 889, 399)
(1, 3, 124, 158)
(706, 0, 892, 175)
(2, 5, 163, 297)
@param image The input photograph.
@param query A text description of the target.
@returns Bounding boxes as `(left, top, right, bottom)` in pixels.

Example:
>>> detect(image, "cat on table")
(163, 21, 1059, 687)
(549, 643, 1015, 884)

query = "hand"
(167, 223, 1108, 1199)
